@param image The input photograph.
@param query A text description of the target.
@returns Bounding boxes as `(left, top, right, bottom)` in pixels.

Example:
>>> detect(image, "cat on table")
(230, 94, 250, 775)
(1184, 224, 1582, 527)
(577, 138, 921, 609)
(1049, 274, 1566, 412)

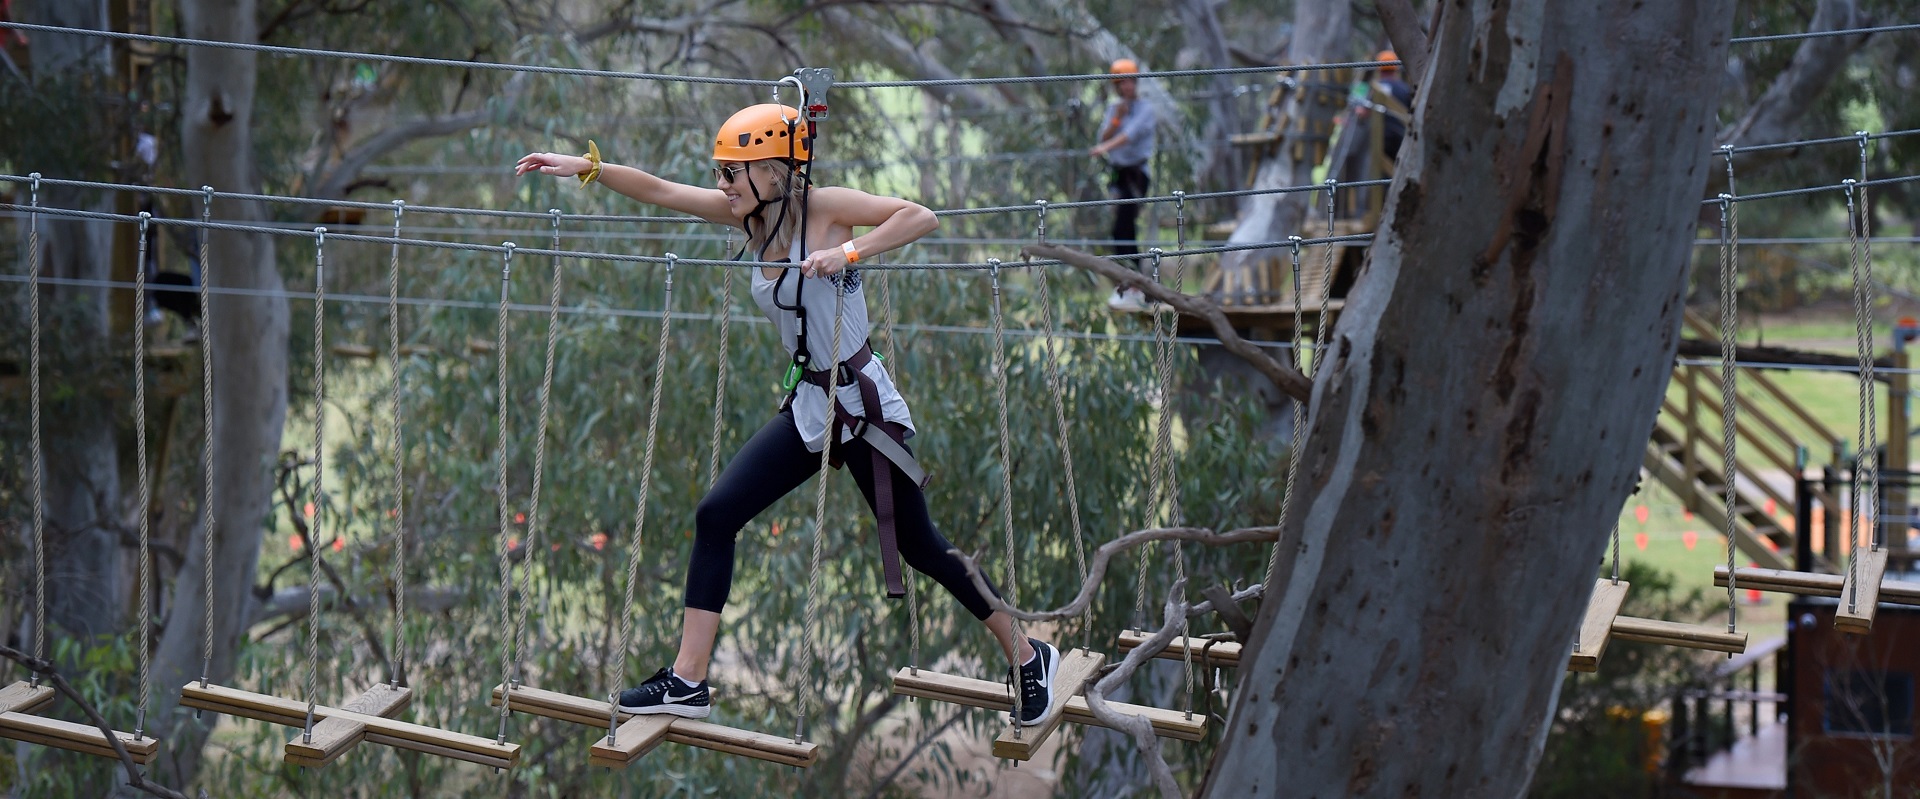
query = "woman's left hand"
(800, 247, 851, 279)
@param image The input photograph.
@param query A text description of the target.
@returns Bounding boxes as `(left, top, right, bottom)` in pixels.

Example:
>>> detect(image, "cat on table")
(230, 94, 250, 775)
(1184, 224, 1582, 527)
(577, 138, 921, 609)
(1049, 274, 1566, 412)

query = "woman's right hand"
(514, 152, 592, 178)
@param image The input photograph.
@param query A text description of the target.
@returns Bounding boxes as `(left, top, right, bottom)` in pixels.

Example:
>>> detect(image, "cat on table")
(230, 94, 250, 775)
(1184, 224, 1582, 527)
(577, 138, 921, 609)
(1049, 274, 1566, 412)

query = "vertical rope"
(1717, 192, 1740, 635)
(492, 242, 517, 744)
(133, 213, 155, 739)
(1168, 192, 1196, 718)
(874, 269, 923, 672)
(511, 213, 566, 693)
(610, 256, 674, 742)
(386, 201, 408, 687)
(199, 188, 218, 687)
(707, 266, 734, 488)
(1314, 181, 1338, 378)
(1032, 268, 1089, 643)
(1856, 132, 1881, 555)
(27, 175, 44, 688)
(1265, 237, 1309, 586)
(798, 272, 847, 743)
(987, 260, 1024, 732)
(301, 227, 327, 743)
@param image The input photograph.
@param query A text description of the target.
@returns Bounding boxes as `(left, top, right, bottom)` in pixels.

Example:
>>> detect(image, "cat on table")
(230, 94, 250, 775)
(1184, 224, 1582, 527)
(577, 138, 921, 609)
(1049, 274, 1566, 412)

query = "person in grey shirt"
(1092, 57, 1156, 312)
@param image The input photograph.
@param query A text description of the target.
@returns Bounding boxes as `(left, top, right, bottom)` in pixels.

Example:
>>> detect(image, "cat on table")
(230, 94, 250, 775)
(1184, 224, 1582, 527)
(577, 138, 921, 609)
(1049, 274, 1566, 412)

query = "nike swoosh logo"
(661, 692, 701, 704)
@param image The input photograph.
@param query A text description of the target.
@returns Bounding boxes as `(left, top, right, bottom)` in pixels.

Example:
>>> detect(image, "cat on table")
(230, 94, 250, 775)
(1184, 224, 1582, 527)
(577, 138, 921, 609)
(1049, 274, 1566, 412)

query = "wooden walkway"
(1684, 722, 1786, 797)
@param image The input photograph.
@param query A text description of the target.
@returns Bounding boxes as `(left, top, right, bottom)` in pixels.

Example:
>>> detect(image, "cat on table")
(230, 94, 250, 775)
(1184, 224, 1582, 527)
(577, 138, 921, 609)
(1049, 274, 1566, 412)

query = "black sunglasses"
(711, 164, 749, 184)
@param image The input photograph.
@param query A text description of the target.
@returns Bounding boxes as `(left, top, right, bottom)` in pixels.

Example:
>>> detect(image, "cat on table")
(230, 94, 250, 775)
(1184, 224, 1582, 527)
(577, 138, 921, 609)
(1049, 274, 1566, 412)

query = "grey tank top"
(748, 237, 914, 452)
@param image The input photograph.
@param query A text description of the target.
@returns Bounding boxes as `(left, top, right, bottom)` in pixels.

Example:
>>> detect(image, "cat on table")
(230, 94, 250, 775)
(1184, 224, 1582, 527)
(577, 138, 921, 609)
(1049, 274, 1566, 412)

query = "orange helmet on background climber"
(712, 104, 811, 163)
(1376, 50, 1399, 76)
(1110, 58, 1140, 76)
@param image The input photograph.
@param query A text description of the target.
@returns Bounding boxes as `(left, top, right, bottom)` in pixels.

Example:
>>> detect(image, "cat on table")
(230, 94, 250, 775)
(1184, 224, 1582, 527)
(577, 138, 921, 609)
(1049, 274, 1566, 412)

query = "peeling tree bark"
(145, 0, 287, 785)
(1200, 1, 1731, 795)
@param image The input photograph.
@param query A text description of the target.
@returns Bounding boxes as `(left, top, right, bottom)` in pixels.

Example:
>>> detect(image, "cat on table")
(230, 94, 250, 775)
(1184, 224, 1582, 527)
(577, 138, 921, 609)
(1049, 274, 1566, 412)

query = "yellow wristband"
(577, 140, 604, 186)
(841, 240, 860, 264)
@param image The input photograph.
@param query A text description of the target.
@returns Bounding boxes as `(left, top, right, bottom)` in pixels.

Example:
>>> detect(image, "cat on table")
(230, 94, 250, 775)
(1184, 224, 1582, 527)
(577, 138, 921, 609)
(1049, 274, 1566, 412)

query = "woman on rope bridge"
(514, 103, 1059, 725)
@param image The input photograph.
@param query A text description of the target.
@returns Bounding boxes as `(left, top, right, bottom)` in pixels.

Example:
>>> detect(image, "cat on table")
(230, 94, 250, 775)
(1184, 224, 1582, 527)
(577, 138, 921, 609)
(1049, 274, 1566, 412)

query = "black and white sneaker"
(1010, 639, 1060, 726)
(617, 667, 712, 719)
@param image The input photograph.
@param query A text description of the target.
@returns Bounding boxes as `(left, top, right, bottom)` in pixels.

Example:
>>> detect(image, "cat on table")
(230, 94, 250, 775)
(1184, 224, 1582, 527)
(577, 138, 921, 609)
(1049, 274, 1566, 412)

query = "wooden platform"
(1684, 722, 1786, 795)
(1113, 630, 1242, 668)
(488, 684, 818, 768)
(183, 682, 518, 769)
(0, 681, 158, 764)
(890, 666, 1206, 742)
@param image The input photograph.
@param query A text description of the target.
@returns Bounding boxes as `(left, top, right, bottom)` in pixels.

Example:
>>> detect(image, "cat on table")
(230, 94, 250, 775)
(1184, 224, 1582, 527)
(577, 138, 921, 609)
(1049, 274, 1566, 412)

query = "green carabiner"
(782, 361, 803, 392)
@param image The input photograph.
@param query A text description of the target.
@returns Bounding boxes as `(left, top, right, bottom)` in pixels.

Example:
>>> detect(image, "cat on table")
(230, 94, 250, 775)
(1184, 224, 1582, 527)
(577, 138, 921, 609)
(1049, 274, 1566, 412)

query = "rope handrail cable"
(0, 200, 1366, 268)
(1730, 21, 1920, 44)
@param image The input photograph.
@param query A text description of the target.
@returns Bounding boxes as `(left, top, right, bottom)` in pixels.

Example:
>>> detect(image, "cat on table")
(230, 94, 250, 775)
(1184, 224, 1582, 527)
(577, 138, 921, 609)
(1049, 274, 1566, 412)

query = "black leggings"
(685, 410, 1000, 620)
(1109, 164, 1151, 258)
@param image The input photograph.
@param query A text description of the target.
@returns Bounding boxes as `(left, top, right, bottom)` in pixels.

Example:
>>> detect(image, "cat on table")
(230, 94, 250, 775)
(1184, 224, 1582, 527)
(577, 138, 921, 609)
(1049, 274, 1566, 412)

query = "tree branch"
(814, 6, 1007, 117)
(0, 644, 191, 799)
(951, 525, 1279, 623)
(1081, 585, 1191, 799)
(1026, 243, 1314, 402)
(1716, 0, 1868, 150)
(861, 708, 967, 799)
(1374, 0, 1430, 89)
(308, 80, 522, 203)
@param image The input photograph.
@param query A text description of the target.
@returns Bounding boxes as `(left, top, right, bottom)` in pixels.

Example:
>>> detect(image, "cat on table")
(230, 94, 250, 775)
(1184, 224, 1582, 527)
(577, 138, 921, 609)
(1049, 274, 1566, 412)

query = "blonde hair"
(742, 159, 810, 257)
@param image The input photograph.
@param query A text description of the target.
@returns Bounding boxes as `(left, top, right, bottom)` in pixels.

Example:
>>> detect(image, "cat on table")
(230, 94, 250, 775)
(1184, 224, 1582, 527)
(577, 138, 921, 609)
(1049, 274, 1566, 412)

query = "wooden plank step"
(992, 648, 1105, 761)
(1714, 566, 1920, 604)
(0, 711, 159, 764)
(1610, 616, 1747, 654)
(0, 681, 56, 716)
(1836, 547, 1891, 635)
(1229, 131, 1282, 147)
(1568, 580, 1632, 673)
(1114, 630, 1243, 667)
(489, 684, 818, 768)
(283, 683, 412, 767)
(890, 667, 1205, 742)
(588, 714, 673, 769)
(182, 683, 518, 768)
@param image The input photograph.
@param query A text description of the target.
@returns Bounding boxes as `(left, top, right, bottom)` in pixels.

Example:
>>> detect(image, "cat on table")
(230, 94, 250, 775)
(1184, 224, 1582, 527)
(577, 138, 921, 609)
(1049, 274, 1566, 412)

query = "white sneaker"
(1107, 287, 1147, 313)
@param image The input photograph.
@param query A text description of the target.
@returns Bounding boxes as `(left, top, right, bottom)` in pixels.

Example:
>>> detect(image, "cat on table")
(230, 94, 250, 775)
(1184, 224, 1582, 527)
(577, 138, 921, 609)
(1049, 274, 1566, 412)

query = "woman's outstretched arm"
(515, 151, 735, 227)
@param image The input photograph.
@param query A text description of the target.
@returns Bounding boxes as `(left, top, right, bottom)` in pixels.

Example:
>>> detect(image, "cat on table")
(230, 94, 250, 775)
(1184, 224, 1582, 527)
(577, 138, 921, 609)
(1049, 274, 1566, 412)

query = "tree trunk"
(145, 0, 286, 785)
(23, 0, 127, 659)
(1202, 1, 1730, 796)
(1171, 0, 1244, 191)
(1213, 0, 1351, 290)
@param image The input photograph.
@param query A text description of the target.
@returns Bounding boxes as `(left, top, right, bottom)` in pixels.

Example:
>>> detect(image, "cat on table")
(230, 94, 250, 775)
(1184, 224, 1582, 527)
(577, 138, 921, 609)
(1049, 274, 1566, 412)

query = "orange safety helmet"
(1375, 50, 1399, 75)
(712, 104, 811, 163)
(1110, 58, 1140, 75)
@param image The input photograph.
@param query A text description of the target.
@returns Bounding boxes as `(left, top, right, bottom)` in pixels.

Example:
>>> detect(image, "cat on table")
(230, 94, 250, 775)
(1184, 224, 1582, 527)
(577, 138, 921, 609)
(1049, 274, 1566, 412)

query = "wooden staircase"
(1643, 311, 1849, 571)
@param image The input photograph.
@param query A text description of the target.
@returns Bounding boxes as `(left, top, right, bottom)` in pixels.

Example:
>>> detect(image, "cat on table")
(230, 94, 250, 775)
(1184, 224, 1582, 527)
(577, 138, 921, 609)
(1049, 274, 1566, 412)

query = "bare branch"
(861, 708, 967, 799)
(0, 644, 191, 799)
(1026, 243, 1314, 402)
(1200, 584, 1254, 641)
(814, 6, 1008, 117)
(308, 75, 525, 203)
(951, 525, 1280, 623)
(1375, 0, 1430, 89)
(1081, 585, 1191, 799)
(1716, 0, 1869, 150)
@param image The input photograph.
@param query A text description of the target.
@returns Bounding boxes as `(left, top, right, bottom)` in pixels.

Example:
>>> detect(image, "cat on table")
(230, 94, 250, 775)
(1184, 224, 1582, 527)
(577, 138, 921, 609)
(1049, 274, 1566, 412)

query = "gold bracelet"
(577, 140, 603, 186)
